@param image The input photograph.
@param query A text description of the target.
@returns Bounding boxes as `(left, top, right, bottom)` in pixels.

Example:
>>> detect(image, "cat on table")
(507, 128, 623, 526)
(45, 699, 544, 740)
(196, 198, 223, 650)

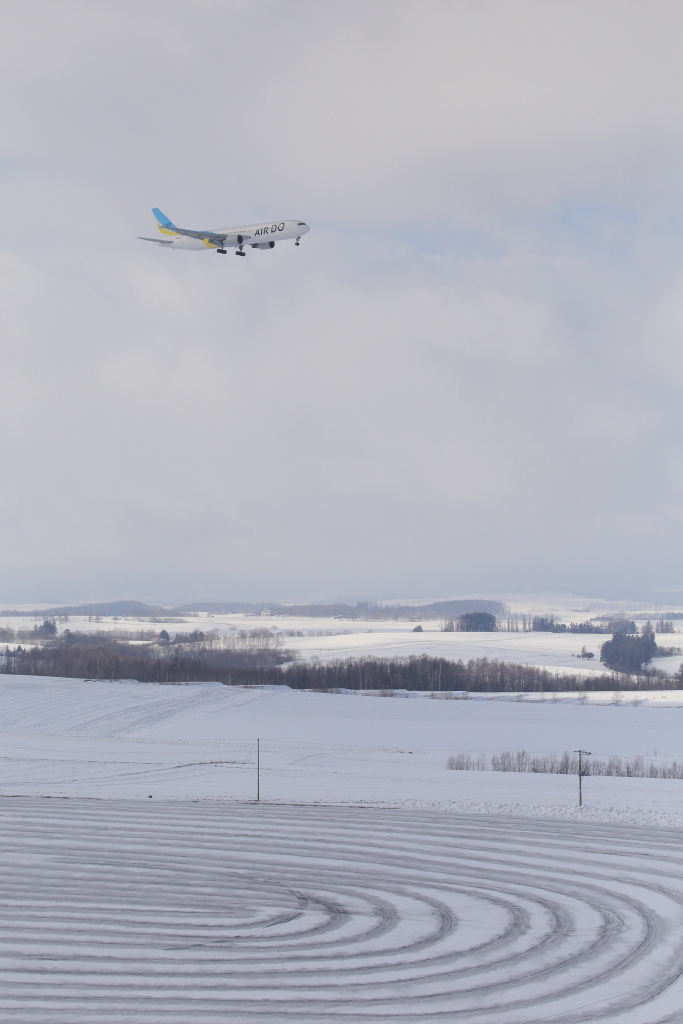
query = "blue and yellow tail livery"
(152, 209, 178, 235)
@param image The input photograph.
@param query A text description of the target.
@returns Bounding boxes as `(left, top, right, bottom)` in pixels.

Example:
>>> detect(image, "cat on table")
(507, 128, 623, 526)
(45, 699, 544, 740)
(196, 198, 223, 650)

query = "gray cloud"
(1, 1, 683, 603)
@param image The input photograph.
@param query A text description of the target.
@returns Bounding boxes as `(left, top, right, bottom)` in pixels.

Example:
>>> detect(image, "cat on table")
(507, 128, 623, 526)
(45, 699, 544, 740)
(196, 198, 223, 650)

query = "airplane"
(139, 208, 310, 256)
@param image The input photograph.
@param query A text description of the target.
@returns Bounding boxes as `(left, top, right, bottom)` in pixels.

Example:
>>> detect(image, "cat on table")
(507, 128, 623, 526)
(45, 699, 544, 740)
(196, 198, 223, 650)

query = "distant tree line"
(634, 612, 683, 620)
(447, 750, 683, 779)
(3, 637, 679, 691)
(0, 601, 167, 618)
(0, 598, 506, 621)
(179, 599, 507, 619)
(509, 615, 677, 635)
(532, 616, 607, 634)
(0, 633, 290, 683)
(278, 656, 679, 692)
(193, 599, 507, 620)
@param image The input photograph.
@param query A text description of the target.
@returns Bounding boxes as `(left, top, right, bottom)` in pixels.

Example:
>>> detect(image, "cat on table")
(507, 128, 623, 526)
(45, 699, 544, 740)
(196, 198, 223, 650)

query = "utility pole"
(256, 738, 260, 803)
(574, 749, 591, 807)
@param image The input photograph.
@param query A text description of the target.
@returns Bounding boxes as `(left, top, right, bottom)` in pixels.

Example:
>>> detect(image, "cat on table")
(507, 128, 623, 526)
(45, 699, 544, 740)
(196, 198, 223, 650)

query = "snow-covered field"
(3, 676, 683, 826)
(4, 677, 683, 1021)
(289, 625, 613, 673)
(3, 798, 683, 1023)
(3, 607, 682, 674)
(0, 611, 673, 674)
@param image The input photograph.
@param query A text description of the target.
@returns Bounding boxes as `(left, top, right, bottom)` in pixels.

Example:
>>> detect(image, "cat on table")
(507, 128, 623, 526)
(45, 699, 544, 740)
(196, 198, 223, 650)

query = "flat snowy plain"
(4, 676, 683, 1021)
(2, 676, 683, 825)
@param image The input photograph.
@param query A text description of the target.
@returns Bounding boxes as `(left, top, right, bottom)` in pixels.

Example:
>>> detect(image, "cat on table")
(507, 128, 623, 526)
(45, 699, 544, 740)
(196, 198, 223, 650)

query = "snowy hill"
(2, 676, 683, 826)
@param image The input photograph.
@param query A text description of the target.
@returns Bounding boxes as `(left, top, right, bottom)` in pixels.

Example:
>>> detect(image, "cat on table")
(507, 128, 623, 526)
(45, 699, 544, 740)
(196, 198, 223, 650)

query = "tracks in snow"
(1, 800, 683, 1023)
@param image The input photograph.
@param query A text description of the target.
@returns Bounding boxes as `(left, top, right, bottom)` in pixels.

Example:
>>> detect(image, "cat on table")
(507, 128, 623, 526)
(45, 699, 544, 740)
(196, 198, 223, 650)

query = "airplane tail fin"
(152, 208, 178, 235)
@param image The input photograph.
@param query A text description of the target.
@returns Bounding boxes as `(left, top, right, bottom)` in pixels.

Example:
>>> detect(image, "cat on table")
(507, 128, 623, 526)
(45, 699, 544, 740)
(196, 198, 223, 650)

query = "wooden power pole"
(574, 749, 591, 807)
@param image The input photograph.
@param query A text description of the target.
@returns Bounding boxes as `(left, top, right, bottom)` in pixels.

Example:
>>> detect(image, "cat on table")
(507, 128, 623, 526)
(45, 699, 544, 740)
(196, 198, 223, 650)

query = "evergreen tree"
(600, 630, 656, 673)
(458, 612, 497, 632)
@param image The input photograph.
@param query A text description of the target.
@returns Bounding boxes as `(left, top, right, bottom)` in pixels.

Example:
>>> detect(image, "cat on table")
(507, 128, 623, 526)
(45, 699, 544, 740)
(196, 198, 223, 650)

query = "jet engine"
(251, 241, 275, 249)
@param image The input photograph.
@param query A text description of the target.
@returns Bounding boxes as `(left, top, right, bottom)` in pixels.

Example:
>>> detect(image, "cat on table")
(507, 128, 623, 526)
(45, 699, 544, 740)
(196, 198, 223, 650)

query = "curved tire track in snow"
(1, 801, 683, 1023)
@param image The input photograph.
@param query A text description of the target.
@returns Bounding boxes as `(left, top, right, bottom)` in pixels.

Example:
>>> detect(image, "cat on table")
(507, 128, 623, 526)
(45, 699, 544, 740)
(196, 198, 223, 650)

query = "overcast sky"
(2, 0, 683, 605)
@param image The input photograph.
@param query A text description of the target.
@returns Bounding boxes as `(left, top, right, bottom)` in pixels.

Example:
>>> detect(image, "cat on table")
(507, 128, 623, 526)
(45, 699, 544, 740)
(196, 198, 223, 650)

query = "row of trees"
(279, 656, 681, 692)
(447, 750, 683, 779)
(1, 632, 291, 683)
(3, 640, 682, 689)
(531, 616, 607, 634)
(435, 613, 677, 636)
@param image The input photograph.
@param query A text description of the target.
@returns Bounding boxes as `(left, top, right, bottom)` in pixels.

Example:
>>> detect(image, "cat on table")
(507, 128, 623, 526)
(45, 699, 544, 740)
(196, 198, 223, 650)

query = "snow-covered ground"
(2, 798, 683, 1023)
(3, 598, 683, 1021)
(288, 625, 613, 673)
(5, 609, 683, 673)
(4, 677, 683, 1021)
(2, 676, 683, 827)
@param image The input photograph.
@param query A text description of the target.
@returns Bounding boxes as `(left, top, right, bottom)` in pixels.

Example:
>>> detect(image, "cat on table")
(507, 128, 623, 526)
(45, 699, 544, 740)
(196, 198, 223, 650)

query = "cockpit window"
(298, 222, 306, 226)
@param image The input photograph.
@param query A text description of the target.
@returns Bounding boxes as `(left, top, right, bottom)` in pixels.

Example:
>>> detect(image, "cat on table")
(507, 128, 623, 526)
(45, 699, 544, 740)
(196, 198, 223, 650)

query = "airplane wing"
(169, 226, 229, 244)
(169, 227, 254, 245)
(138, 236, 174, 245)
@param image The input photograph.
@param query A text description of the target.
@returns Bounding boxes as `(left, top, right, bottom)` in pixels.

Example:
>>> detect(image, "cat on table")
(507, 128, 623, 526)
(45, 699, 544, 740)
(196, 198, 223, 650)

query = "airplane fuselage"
(159, 218, 308, 250)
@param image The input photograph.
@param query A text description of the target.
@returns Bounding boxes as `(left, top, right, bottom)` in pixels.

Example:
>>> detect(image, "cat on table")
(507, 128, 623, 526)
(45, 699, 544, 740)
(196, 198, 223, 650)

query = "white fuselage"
(164, 219, 309, 250)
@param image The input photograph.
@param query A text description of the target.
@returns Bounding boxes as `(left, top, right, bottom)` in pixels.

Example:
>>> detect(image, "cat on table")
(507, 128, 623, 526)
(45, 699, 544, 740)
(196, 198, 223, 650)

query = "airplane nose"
(297, 222, 310, 234)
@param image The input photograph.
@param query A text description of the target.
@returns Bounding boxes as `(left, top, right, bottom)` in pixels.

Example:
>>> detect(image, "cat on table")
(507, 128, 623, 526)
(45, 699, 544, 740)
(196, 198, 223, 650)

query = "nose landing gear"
(295, 236, 301, 246)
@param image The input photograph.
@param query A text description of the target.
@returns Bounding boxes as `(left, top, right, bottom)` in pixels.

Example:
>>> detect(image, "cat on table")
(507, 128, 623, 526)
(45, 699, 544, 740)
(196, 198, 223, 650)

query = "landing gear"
(216, 248, 227, 255)
(295, 236, 301, 246)
(235, 247, 246, 256)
